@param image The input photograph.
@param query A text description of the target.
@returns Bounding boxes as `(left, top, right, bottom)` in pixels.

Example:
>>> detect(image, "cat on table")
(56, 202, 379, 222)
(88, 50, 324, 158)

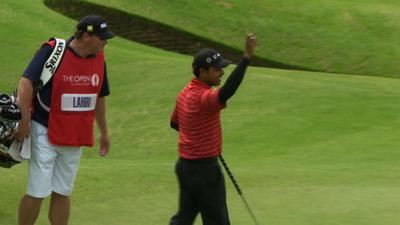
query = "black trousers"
(169, 157, 231, 225)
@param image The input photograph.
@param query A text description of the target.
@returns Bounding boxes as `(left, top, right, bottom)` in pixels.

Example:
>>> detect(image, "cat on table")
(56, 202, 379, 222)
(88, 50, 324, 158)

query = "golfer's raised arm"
(218, 33, 257, 103)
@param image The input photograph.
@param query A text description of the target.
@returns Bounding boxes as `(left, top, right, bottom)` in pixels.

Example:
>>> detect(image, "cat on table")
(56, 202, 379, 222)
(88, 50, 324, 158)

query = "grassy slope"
(85, 0, 400, 77)
(1, 1, 400, 225)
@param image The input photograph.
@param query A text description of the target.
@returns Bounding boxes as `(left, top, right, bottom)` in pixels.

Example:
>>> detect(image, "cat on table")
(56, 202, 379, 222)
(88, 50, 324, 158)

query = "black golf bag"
(0, 92, 23, 168)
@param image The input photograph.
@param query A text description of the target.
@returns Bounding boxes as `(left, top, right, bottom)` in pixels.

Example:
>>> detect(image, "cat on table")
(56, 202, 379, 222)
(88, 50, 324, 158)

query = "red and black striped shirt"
(171, 78, 226, 159)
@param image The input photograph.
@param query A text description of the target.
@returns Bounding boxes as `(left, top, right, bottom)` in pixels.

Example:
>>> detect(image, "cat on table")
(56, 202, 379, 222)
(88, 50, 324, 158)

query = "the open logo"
(91, 74, 100, 87)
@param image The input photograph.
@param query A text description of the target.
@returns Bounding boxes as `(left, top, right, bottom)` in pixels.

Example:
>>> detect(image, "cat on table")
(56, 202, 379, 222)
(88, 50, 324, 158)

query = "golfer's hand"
(14, 119, 30, 142)
(99, 133, 110, 156)
(244, 33, 257, 60)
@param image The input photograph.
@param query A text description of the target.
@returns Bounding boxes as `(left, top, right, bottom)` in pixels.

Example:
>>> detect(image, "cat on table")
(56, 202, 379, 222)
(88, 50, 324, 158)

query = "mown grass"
(85, 0, 400, 77)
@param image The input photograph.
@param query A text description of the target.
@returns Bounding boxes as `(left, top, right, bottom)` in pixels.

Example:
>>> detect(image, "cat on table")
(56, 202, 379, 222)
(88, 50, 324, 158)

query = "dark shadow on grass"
(44, 0, 314, 71)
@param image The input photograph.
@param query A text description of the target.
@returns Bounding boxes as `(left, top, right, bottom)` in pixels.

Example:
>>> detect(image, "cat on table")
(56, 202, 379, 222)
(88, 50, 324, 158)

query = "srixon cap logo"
(205, 53, 221, 64)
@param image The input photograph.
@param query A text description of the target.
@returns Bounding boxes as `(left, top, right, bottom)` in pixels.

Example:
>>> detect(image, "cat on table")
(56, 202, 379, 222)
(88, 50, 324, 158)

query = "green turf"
(85, 0, 400, 77)
(1, 0, 400, 225)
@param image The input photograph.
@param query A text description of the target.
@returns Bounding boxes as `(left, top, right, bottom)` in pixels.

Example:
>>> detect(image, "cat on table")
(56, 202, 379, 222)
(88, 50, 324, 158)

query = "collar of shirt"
(190, 78, 211, 89)
(66, 36, 96, 58)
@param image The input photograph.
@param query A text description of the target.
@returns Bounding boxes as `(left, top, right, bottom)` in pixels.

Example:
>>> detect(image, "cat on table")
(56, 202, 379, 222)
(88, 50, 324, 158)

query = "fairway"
(1, 1, 400, 225)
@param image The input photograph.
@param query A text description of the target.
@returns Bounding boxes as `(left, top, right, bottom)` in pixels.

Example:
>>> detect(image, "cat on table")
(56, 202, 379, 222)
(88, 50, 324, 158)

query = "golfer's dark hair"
(193, 66, 209, 77)
(193, 66, 200, 77)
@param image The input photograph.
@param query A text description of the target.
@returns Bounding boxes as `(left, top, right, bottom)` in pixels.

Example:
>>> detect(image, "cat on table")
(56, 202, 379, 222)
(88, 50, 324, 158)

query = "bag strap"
(36, 38, 66, 112)
(38, 38, 66, 89)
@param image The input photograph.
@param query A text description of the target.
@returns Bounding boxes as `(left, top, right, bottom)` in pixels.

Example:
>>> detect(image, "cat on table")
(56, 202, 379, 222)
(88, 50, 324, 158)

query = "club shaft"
(218, 155, 260, 225)
(218, 154, 242, 194)
(240, 194, 260, 225)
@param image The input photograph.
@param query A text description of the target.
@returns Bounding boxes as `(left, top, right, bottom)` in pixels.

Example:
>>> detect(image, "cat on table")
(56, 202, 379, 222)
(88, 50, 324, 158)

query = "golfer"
(16, 15, 113, 225)
(169, 33, 257, 225)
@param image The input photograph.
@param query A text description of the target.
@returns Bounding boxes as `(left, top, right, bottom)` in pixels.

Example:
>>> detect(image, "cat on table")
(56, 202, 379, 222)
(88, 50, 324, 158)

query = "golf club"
(0, 93, 12, 106)
(0, 104, 22, 121)
(218, 154, 260, 225)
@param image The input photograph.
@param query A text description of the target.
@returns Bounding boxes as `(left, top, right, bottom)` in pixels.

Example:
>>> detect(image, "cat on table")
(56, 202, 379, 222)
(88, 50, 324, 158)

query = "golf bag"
(0, 38, 65, 168)
(0, 92, 23, 168)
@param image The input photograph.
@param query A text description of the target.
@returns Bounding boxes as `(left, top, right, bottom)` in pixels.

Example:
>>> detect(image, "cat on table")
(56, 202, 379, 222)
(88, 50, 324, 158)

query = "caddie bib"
(47, 40, 104, 147)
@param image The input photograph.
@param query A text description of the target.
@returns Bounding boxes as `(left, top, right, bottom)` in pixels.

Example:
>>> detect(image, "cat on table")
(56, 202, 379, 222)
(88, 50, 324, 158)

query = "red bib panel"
(48, 48, 104, 147)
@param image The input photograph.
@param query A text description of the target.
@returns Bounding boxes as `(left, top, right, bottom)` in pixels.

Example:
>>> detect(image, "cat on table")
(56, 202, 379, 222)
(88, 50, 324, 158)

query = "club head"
(0, 91, 22, 169)
(0, 94, 12, 107)
(0, 103, 22, 121)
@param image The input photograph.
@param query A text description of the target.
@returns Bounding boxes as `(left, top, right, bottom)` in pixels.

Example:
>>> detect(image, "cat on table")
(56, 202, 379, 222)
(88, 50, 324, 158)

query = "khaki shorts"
(27, 121, 82, 198)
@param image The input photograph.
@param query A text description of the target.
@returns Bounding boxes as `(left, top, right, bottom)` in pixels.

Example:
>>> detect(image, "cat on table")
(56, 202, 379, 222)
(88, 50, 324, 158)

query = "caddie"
(15, 15, 113, 225)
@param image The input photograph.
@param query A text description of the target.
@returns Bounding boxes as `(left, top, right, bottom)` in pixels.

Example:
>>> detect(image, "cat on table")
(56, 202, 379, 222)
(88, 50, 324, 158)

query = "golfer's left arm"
(218, 58, 250, 103)
(95, 97, 110, 156)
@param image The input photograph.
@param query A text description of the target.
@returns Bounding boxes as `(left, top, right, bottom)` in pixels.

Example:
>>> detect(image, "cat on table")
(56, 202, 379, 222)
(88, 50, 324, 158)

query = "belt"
(179, 156, 218, 164)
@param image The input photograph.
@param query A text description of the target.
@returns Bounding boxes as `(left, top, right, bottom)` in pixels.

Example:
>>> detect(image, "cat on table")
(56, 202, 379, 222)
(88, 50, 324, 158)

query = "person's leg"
(169, 159, 199, 225)
(198, 164, 230, 225)
(49, 146, 82, 225)
(169, 186, 199, 225)
(18, 195, 44, 225)
(20, 121, 57, 225)
(49, 192, 70, 225)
